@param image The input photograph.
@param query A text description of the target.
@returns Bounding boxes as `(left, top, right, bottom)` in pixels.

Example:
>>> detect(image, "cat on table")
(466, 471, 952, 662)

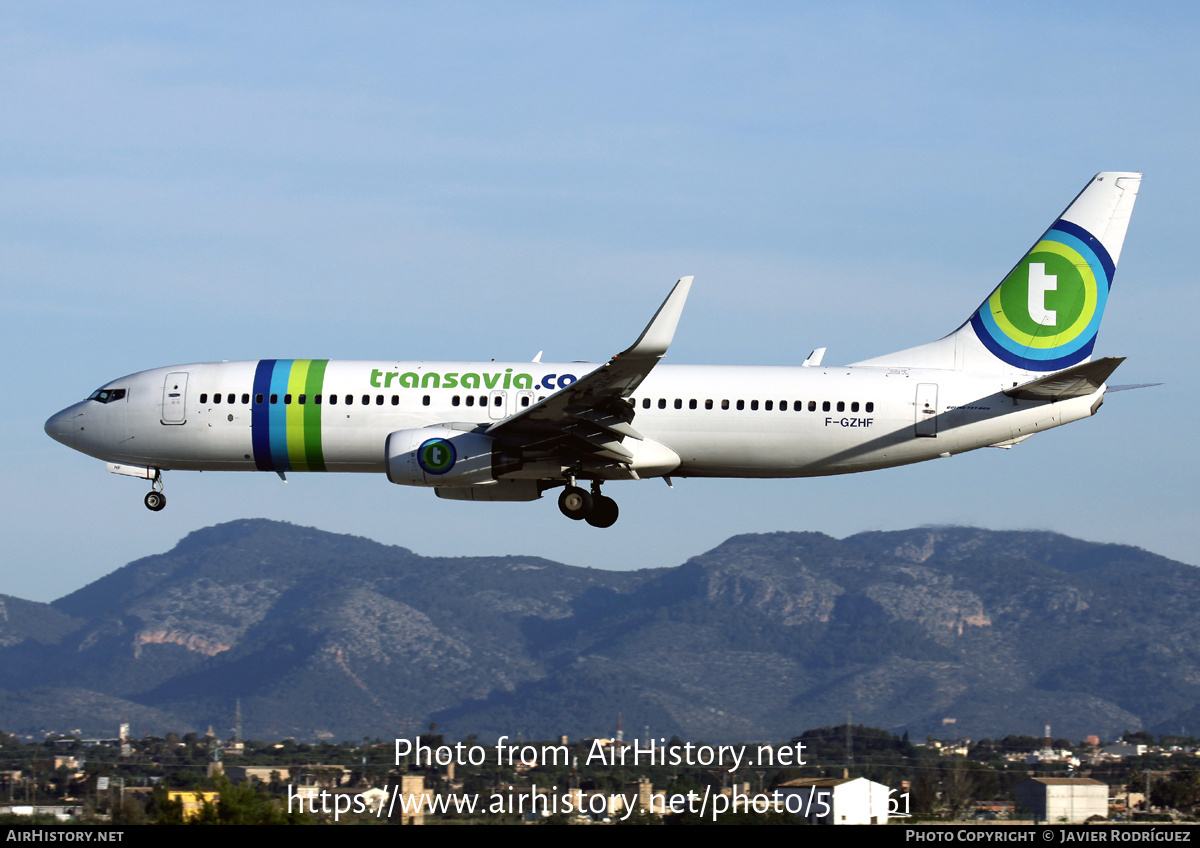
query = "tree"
(192, 778, 310, 825)
(942, 760, 977, 818)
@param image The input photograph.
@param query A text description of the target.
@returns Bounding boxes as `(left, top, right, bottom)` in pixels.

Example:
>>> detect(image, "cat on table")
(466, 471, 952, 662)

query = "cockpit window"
(87, 388, 127, 404)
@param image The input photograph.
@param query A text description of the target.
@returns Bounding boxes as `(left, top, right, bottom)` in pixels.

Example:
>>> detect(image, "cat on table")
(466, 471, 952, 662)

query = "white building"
(774, 776, 891, 825)
(1014, 778, 1107, 823)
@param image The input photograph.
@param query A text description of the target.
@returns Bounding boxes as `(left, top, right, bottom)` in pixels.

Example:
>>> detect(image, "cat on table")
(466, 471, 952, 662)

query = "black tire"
(557, 486, 592, 520)
(585, 495, 619, 528)
(144, 491, 166, 512)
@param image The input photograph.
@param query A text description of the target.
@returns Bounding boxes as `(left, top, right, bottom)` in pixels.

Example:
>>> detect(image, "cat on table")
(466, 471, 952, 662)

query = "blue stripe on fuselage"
(251, 360, 275, 471)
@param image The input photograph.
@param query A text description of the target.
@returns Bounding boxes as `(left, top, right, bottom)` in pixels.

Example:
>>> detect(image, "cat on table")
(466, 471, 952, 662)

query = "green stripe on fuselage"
(303, 359, 328, 471)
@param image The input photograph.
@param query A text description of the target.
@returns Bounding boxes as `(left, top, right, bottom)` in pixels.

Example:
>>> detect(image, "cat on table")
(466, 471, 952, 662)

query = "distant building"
(1100, 743, 1146, 758)
(774, 776, 891, 825)
(1014, 778, 1107, 823)
(167, 790, 221, 821)
(223, 765, 279, 785)
(396, 775, 427, 825)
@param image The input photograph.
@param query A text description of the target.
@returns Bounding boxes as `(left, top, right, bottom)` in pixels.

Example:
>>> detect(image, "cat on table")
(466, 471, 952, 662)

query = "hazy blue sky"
(4, 3, 1197, 602)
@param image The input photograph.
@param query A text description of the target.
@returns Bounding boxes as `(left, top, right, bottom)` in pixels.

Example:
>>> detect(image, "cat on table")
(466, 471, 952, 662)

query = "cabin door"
(161, 372, 189, 425)
(914, 383, 938, 437)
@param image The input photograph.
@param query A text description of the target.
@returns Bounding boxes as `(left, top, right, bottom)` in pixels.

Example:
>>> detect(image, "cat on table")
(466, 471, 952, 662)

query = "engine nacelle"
(385, 427, 515, 487)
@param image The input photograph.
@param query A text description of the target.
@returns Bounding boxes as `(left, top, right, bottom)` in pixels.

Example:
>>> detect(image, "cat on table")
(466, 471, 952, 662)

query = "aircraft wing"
(1003, 356, 1125, 401)
(485, 276, 692, 463)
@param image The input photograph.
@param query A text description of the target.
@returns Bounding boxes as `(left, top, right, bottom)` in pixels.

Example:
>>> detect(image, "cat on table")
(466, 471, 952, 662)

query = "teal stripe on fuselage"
(268, 360, 293, 471)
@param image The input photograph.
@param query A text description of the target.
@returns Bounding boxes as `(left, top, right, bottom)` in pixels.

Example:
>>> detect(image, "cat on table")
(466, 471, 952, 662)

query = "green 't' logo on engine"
(417, 438, 456, 475)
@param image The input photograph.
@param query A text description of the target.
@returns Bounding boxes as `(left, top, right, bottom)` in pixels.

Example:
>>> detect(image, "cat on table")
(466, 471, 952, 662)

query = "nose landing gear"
(143, 472, 166, 511)
(557, 480, 619, 528)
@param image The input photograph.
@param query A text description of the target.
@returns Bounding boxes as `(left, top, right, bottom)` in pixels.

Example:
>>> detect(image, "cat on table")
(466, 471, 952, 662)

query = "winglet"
(621, 276, 693, 359)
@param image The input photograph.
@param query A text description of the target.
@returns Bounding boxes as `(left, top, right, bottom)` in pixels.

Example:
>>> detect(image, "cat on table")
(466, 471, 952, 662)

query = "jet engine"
(385, 427, 520, 487)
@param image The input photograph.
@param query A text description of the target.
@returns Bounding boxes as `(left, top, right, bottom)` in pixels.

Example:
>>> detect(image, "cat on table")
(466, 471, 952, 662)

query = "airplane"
(45, 172, 1143, 528)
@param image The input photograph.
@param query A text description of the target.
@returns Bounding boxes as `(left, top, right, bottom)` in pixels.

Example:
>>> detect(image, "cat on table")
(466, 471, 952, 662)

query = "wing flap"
(565, 406, 645, 440)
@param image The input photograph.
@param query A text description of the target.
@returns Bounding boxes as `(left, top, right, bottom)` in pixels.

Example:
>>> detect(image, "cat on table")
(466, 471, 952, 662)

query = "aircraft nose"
(44, 406, 82, 448)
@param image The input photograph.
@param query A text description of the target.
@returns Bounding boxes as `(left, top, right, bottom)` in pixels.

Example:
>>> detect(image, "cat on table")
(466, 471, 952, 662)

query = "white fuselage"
(45, 358, 1100, 482)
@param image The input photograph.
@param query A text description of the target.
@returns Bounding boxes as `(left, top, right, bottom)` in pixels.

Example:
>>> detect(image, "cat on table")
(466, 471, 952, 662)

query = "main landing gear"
(144, 472, 166, 512)
(557, 481, 619, 528)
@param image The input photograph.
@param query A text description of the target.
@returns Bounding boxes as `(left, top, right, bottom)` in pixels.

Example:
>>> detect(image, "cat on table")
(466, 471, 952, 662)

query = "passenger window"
(328, 394, 337, 405)
(227, 393, 235, 404)
(298, 394, 306, 405)
(750, 400, 759, 410)
(241, 393, 250, 404)
(643, 398, 651, 409)
(213, 394, 221, 405)
(822, 401, 830, 412)
(255, 393, 264, 404)
(765, 400, 773, 410)
(705, 399, 713, 410)
(494, 396, 502, 406)
(836, 401, 844, 412)
(521, 396, 530, 407)
(658, 398, 666, 409)
(284, 394, 292, 405)
(479, 395, 486, 406)
(421, 395, 429, 406)
(466, 396, 475, 407)
(866, 402, 874, 413)
(721, 399, 730, 410)
(674, 399, 682, 409)
(794, 401, 803, 411)
(851, 401, 859, 412)
(270, 394, 278, 404)
(376, 395, 384, 405)
(360, 394, 368, 405)
(808, 401, 816, 412)
(345, 395, 352, 405)
(736, 400, 745, 410)
(452, 396, 460, 407)
(689, 399, 697, 410)
(200, 393, 208, 404)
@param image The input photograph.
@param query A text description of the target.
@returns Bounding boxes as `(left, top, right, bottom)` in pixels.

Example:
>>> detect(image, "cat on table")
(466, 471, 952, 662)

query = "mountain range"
(1, 519, 1196, 743)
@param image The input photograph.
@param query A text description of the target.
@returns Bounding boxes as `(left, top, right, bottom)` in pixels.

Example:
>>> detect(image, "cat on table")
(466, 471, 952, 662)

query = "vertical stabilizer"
(855, 172, 1141, 373)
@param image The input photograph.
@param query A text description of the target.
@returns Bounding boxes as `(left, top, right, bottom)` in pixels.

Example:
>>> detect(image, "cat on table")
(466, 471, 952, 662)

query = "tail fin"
(855, 172, 1141, 373)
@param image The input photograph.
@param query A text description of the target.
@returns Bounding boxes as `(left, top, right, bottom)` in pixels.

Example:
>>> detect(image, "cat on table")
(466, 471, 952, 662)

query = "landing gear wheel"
(558, 486, 593, 520)
(144, 491, 166, 512)
(585, 495, 619, 528)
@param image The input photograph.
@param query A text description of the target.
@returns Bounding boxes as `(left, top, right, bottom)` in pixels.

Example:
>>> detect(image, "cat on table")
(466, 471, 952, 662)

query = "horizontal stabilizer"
(1003, 356, 1124, 401)
(1107, 382, 1163, 393)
